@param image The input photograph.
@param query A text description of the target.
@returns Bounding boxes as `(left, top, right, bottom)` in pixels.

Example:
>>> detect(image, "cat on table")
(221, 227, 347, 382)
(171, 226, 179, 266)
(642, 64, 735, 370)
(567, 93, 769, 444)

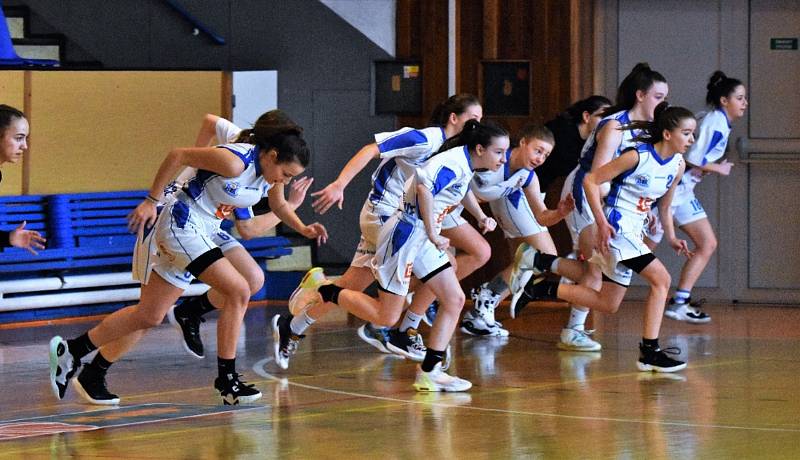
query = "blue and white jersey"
(604, 144, 683, 234)
(472, 148, 535, 208)
(368, 126, 447, 216)
(679, 109, 731, 191)
(573, 110, 638, 212)
(177, 143, 273, 223)
(402, 145, 474, 229)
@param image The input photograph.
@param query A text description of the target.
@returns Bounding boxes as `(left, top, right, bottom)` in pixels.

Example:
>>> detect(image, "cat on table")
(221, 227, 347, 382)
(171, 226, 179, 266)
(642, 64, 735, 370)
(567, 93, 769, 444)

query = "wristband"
(145, 194, 160, 204)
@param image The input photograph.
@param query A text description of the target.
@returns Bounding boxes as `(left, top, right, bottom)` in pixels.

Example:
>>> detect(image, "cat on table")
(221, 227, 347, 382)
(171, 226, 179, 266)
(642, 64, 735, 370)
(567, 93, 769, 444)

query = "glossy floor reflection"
(2, 301, 799, 458)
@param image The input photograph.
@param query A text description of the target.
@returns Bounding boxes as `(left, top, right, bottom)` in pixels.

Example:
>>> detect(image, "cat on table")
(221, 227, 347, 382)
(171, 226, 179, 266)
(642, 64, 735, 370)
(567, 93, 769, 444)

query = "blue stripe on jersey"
(378, 130, 427, 154)
(508, 190, 522, 208)
(432, 166, 457, 195)
(607, 208, 622, 233)
(220, 145, 255, 169)
(369, 158, 398, 203)
(172, 201, 191, 229)
(391, 219, 414, 256)
(503, 149, 512, 179)
(645, 143, 672, 165)
(186, 170, 216, 200)
(522, 169, 535, 188)
(233, 207, 253, 220)
(703, 131, 724, 165)
(605, 152, 640, 210)
(462, 145, 473, 170)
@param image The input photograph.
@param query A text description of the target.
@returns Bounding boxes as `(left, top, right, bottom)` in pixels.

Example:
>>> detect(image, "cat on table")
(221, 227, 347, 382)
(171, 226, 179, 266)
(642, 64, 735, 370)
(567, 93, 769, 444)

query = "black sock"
(175, 292, 217, 318)
(641, 337, 660, 349)
(421, 348, 446, 372)
(218, 357, 236, 379)
(67, 333, 97, 360)
(535, 253, 558, 272)
(84, 351, 114, 376)
(319, 284, 343, 304)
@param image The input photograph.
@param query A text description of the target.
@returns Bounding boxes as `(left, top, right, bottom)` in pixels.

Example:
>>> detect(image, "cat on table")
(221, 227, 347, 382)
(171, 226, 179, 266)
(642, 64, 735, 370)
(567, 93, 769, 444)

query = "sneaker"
(664, 297, 711, 324)
(214, 372, 262, 405)
(441, 344, 453, 371)
(509, 243, 537, 295)
(73, 369, 120, 405)
(272, 314, 305, 370)
(460, 310, 509, 337)
(288, 267, 331, 315)
(636, 345, 687, 373)
(471, 284, 501, 326)
(557, 327, 602, 352)
(166, 304, 205, 359)
(357, 323, 392, 354)
(422, 301, 439, 327)
(413, 362, 472, 392)
(49, 336, 80, 400)
(510, 275, 556, 319)
(386, 328, 426, 361)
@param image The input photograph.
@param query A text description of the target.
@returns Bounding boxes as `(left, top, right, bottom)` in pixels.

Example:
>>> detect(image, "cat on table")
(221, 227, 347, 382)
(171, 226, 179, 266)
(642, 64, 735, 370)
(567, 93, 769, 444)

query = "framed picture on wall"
(373, 60, 423, 115)
(479, 60, 530, 116)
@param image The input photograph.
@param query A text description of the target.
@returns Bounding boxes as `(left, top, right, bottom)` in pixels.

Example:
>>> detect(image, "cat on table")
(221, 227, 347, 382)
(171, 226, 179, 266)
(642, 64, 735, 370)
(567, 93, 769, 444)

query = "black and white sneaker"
(510, 276, 557, 319)
(460, 310, 509, 337)
(637, 344, 687, 373)
(272, 314, 304, 370)
(215, 373, 262, 405)
(49, 336, 80, 400)
(73, 369, 120, 405)
(167, 304, 206, 359)
(664, 297, 711, 324)
(386, 328, 426, 361)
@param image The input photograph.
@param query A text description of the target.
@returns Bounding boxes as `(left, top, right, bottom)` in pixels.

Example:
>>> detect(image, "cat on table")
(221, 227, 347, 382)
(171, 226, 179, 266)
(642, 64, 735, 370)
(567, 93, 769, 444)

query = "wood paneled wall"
(396, 0, 595, 134)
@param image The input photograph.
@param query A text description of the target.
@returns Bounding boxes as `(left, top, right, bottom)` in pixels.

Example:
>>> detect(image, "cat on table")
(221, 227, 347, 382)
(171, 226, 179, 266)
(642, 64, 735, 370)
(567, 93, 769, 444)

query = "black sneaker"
(215, 373, 262, 405)
(167, 304, 205, 359)
(73, 368, 121, 405)
(272, 314, 305, 370)
(386, 328, 426, 361)
(49, 336, 81, 400)
(510, 277, 558, 318)
(637, 345, 687, 373)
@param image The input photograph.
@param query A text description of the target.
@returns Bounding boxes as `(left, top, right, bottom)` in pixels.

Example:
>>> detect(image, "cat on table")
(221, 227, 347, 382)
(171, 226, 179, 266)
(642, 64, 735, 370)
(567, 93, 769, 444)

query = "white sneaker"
(460, 310, 509, 337)
(470, 284, 501, 326)
(288, 267, 331, 315)
(664, 299, 711, 324)
(413, 362, 472, 392)
(557, 327, 602, 352)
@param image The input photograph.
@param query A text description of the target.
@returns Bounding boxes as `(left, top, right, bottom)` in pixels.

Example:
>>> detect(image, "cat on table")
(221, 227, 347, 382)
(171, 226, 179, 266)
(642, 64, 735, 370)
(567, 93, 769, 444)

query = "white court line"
(252, 354, 800, 434)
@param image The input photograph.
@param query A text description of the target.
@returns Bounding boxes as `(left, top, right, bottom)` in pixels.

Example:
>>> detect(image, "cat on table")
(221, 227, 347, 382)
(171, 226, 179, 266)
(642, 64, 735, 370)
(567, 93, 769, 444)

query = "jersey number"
(636, 197, 653, 213)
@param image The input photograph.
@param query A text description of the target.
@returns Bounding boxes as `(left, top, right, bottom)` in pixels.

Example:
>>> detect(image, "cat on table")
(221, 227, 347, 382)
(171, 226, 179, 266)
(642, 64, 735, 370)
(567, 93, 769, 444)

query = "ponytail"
(234, 109, 310, 166)
(624, 102, 695, 145)
(428, 93, 481, 127)
(561, 95, 612, 125)
(706, 71, 743, 109)
(602, 62, 667, 116)
(437, 119, 508, 154)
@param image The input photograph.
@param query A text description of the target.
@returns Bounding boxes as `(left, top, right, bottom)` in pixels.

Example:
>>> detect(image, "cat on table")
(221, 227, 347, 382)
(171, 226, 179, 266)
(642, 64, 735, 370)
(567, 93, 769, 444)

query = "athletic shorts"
(372, 213, 450, 296)
(351, 200, 391, 268)
(587, 230, 653, 287)
(489, 193, 548, 239)
(644, 195, 707, 244)
(149, 200, 243, 290)
(440, 204, 466, 230)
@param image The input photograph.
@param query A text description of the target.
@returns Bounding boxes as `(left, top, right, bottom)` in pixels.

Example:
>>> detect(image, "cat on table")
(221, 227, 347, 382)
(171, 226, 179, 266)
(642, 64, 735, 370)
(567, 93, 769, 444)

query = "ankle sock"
(218, 357, 236, 379)
(67, 333, 97, 361)
(319, 284, 342, 304)
(421, 348, 445, 372)
(567, 307, 589, 330)
(290, 311, 315, 335)
(176, 292, 216, 317)
(399, 310, 423, 332)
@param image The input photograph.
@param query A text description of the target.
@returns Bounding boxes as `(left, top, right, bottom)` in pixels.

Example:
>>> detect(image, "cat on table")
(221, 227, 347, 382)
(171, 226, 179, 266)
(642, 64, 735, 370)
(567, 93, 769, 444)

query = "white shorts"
(351, 201, 392, 268)
(562, 168, 594, 249)
(644, 194, 707, 244)
(587, 230, 651, 287)
(149, 200, 243, 290)
(373, 213, 450, 296)
(440, 204, 466, 230)
(489, 195, 547, 239)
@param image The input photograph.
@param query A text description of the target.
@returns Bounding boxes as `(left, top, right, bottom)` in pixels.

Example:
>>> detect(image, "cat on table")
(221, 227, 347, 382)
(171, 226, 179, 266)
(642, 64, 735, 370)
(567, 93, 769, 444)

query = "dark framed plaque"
(373, 60, 422, 115)
(479, 60, 531, 116)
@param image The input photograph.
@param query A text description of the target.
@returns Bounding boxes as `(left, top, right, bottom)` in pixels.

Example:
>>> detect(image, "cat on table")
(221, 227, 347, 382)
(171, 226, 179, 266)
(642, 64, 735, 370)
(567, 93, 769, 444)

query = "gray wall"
(597, 0, 800, 304)
(9, 0, 397, 264)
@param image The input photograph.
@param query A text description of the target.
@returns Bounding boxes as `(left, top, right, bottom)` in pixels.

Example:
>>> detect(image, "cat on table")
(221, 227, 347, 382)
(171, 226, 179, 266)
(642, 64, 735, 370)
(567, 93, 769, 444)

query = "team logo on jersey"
(635, 174, 650, 187)
(451, 182, 463, 193)
(223, 181, 240, 197)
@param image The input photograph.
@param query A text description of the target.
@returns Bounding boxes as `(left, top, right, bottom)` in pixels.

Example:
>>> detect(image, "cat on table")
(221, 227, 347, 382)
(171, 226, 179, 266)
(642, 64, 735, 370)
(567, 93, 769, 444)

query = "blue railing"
(162, 0, 226, 45)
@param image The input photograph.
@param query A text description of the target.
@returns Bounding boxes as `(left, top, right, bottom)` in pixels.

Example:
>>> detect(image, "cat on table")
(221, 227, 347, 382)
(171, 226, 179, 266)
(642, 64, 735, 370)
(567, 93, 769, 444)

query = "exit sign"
(771, 38, 798, 50)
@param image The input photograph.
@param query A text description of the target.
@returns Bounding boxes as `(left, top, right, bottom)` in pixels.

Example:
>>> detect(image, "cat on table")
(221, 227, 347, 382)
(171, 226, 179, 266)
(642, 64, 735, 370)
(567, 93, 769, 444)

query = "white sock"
(290, 311, 316, 335)
(399, 310, 424, 332)
(674, 289, 691, 304)
(567, 307, 589, 331)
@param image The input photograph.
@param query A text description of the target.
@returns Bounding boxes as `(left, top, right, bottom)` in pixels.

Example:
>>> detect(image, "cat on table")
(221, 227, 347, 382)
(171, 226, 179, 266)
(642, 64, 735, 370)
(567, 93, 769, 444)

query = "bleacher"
(0, 190, 292, 323)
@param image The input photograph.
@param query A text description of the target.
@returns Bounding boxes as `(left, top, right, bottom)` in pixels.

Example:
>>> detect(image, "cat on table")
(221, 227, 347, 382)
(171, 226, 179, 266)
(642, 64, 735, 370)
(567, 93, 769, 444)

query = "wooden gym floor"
(1, 300, 799, 458)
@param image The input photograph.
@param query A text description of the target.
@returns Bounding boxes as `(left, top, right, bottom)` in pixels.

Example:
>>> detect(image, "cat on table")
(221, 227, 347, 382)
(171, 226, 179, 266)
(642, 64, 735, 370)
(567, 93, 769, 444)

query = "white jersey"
(472, 148, 535, 204)
(179, 143, 273, 222)
(572, 110, 638, 213)
(216, 117, 242, 144)
(368, 126, 447, 217)
(402, 144, 474, 227)
(674, 109, 731, 201)
(604, 144, 683, 235)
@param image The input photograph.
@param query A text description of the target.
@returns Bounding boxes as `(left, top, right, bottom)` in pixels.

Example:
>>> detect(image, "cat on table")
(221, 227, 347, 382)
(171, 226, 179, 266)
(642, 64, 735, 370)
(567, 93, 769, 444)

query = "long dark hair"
(561, 95, 612, 125)
(602, 63, 667, 117)
(0, 104, 25, 134)
(235, 110, 310, 167)
(428, 93, 481, 127)
(437, 119, 508, 154)
(706, 71, 743, 109)
(624, 102, 695, 145)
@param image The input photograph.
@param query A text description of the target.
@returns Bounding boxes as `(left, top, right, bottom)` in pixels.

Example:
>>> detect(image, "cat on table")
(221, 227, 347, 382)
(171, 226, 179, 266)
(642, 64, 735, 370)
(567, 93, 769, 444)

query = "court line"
(252, 356, 800, 434)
